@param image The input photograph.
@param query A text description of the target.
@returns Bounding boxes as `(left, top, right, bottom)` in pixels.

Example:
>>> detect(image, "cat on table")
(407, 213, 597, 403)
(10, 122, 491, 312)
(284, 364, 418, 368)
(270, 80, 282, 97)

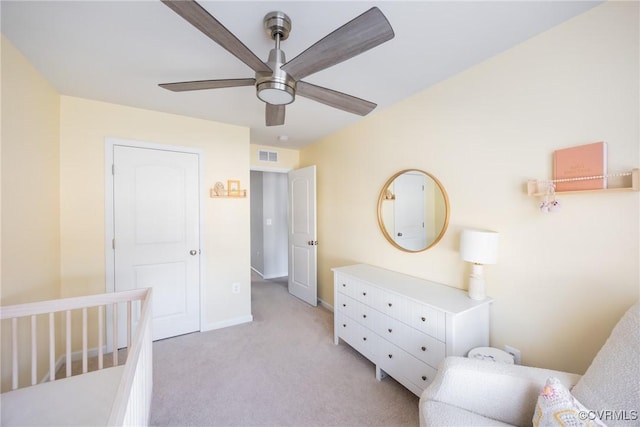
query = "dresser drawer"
(336, 274, 381, 308)
(335, 312, 379, 362)
(377, 338, 439, 395)
(409, 303, 446, 341)
(373, 312, 409, 351)
(373, 289, 409, 321)
(403, 352, 438, 393)
(404, 327, 445, 368)
(377, 337, 414, 382)
(336, 294, 382, 332)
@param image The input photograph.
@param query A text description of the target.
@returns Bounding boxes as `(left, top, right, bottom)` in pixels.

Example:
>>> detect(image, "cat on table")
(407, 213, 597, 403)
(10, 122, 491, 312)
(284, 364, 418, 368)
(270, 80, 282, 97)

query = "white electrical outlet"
(232, 283, 240, 294)
(504, 345, 522, 365)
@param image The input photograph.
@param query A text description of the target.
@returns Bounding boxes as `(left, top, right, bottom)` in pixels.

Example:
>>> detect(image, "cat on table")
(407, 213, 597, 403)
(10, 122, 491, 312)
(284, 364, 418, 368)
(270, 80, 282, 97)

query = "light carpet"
(149, 274, 419, 426)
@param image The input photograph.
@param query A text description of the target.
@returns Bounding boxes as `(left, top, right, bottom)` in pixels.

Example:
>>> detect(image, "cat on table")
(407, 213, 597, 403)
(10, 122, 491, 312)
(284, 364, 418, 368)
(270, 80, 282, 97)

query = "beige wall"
(250, 144, 299, 171)
(300, 1, 639, 374)
(1, 35, 61, 390)
(59, 97, 252, 330)
(1, 33, 251, 389)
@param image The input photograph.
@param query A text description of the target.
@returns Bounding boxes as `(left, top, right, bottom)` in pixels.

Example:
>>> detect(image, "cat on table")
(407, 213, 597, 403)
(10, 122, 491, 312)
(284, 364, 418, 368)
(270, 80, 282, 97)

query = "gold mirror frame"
(377, 169, 450, 253)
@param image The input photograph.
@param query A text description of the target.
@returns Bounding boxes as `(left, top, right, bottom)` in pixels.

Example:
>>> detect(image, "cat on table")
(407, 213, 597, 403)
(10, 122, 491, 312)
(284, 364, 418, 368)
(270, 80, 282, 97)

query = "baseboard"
(318, 298, 334, 312)
(263, 272, 288, 280)
(201, 315, 253, 332)
(250, 267, 264, 278)
(40, 345, 107, 383)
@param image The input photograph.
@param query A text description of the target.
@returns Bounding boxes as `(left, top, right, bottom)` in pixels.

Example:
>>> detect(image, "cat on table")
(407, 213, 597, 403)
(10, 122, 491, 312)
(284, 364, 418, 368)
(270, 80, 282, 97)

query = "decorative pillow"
(533, 377, 607, 427)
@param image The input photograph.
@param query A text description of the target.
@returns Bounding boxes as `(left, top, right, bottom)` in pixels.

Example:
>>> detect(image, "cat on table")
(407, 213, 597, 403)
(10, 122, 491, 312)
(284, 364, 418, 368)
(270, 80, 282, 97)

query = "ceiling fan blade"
(266, 104, 285, 126)
(162, 0, 271, 74)
(281, 7, 394, 81)
(296, 81, 376, 116)
(159, 78, 255, 92)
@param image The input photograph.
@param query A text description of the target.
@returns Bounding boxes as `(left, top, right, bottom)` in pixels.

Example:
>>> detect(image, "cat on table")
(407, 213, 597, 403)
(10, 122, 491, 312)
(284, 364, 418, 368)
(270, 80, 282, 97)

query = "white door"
(394, 172, 426, 251)
(287, 166, 317, 306)
(113, 145, 200, 343)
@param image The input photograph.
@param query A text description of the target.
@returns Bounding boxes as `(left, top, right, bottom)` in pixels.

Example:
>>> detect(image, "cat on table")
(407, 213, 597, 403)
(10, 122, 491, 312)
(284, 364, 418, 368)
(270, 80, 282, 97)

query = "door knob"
(190, 250, 198, 256)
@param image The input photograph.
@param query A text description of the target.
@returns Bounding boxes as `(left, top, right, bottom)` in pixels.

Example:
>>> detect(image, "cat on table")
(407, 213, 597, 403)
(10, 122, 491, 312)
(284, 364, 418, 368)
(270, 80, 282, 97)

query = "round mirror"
(377, 169, 450, 252)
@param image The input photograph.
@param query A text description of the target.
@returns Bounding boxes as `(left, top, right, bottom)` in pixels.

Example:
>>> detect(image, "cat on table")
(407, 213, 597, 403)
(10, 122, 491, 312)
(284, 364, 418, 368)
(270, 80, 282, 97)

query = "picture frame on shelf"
(227, 180, 241, 197)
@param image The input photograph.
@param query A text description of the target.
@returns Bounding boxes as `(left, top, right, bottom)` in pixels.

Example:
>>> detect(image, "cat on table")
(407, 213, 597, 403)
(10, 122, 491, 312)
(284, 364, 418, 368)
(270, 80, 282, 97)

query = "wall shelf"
(527, 168, 639, 197)
(209, 189, 247, 198)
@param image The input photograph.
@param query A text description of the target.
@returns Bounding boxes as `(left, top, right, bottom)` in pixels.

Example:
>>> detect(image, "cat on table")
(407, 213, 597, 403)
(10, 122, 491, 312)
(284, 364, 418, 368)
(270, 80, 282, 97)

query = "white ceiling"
(1, 0, 601, 149)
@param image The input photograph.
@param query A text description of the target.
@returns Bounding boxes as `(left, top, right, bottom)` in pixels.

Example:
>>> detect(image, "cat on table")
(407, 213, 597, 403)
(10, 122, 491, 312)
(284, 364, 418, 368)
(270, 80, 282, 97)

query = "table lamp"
(460, 229, 499, 300)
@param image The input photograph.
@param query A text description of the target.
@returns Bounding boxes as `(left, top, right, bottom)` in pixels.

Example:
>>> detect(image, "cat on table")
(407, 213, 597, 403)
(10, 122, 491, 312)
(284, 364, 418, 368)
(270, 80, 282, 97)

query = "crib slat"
(66, 310, 71, 377)
(82, 307, 88, 374)
(113, 303, 118, 366)
(12, 317, 18, 390)
(49, 312, 55, 381)
(31, 315, 37, 385)
(99, 305, 104, 370)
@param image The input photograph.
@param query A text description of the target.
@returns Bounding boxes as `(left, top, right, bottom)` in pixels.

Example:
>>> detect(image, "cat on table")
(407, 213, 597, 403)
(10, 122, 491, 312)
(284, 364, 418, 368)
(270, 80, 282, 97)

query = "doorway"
(250, 166, 317, 307)
(250, 170, 288, 279)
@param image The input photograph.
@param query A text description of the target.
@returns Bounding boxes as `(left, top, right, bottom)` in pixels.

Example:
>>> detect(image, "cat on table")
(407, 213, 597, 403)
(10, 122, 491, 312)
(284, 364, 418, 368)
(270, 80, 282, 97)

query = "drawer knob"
(342, 303, 346, 307)
(388, 302, 392, 307)
(421, 316, 426, 322)
(388, 328, 392, 333)
(421, 346, 427, 352)
(422, 375, 428, 381)
(363, 314, 367, 318)
(342, 283, 346, 287)
(362, 292, 367, 296)
(342, 324, 346, 328)
(388, 354, 393, 359)
(363, 337, 367, 341)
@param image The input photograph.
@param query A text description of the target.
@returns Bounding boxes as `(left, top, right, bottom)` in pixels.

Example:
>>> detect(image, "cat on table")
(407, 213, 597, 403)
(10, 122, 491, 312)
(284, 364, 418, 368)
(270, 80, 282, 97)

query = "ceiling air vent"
(258, 150, 278, 163)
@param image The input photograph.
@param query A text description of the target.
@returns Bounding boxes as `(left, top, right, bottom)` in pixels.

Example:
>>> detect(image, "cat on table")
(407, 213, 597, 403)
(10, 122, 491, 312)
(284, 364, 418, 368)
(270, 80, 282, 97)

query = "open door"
(287, 165, 317, 306)
(394, 171, 427, 251)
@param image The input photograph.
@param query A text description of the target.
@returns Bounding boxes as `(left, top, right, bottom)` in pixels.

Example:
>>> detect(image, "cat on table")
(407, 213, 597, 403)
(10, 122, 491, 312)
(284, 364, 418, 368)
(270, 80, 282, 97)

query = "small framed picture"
(227, 180, 241, 196)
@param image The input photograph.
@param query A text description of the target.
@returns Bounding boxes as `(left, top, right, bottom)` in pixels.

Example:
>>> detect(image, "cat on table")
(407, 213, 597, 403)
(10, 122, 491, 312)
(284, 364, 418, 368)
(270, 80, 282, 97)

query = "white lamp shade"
(460, 229, 499, 265)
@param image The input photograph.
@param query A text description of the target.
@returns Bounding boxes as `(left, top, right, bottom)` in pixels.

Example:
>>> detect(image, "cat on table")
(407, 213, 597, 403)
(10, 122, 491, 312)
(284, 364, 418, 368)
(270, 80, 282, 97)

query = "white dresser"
(333, 264, 492, 396)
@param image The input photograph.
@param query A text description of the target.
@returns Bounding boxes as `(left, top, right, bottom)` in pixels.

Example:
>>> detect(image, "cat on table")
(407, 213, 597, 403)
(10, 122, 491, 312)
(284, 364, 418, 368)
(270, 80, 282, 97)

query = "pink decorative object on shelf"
(553, 141, 607, 191)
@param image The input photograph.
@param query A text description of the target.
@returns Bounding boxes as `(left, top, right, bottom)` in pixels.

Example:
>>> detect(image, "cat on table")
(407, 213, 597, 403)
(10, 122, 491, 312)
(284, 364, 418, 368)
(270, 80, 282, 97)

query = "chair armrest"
(420, 357, 582, 426)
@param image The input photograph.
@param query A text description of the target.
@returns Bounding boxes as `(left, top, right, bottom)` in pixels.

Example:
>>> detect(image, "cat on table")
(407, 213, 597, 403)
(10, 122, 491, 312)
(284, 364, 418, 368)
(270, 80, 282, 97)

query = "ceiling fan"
(159, 0, 395, 126)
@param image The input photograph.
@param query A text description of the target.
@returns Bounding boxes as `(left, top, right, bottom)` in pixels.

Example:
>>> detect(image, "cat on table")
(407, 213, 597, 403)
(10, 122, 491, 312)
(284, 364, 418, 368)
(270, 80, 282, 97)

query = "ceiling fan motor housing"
(257, 12, 296, 105)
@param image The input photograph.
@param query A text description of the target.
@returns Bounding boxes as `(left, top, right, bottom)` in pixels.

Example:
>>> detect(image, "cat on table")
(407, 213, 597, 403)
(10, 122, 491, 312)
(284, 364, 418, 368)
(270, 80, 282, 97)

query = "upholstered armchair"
(419, 303, 639, 426)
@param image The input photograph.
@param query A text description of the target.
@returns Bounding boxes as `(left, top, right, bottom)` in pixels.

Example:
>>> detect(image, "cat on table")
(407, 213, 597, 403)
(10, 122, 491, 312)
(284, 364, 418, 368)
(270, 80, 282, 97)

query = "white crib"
(0, 288, 153, 426)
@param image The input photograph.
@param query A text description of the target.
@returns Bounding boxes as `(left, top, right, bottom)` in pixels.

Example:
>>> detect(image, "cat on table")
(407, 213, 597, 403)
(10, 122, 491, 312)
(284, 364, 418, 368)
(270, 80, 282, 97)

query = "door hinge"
(112, 164, 115, 175)
(112, 239, 115, 250)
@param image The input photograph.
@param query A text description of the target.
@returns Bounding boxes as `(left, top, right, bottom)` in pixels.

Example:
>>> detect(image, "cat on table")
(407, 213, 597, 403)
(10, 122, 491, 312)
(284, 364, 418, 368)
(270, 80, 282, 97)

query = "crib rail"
(1, 289, 146, 389)
(0, 288, 152, 425)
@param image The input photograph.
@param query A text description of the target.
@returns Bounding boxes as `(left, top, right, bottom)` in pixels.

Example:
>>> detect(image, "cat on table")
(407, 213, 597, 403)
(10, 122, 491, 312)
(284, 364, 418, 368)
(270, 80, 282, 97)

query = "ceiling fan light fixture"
(257, 81, 295, 105)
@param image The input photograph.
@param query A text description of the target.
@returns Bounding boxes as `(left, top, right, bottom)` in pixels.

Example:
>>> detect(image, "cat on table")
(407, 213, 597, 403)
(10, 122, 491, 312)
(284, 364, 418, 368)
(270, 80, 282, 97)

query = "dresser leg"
(376, 366, 387, 381)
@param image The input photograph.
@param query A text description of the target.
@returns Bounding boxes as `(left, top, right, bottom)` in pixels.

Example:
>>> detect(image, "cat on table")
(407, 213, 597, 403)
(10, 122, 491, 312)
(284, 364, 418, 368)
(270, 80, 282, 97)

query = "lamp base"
(467, 264, 486, 301)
